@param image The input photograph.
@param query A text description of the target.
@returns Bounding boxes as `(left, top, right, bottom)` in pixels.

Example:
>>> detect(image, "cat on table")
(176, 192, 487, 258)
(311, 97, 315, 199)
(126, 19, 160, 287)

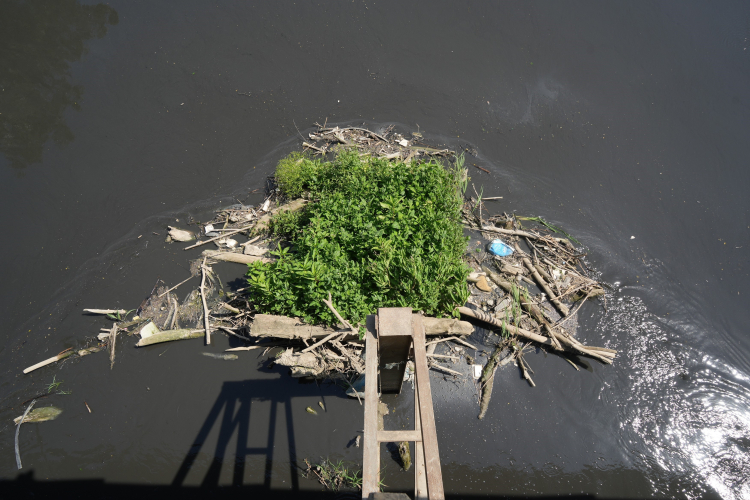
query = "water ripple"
(597, 296, 750, 499)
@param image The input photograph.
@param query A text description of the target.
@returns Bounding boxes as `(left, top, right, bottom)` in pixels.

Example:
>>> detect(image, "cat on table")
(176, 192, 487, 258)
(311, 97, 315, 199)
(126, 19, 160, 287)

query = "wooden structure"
(362, 308, 444, 500)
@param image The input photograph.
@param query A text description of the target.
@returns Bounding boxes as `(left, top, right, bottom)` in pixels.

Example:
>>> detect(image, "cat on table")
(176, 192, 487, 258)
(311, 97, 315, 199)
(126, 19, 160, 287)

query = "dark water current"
(1, 1, 749, 498)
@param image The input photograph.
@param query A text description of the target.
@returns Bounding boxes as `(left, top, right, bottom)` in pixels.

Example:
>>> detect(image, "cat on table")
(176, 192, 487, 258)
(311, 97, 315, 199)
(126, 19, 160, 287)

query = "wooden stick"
(302, 141, 326, 153)
(109, 323, 118, 369)
(518, 356, 536, 387)
(225, 346, 261, 352)
(300, 330, 342, 354)
(221, 303, 241, 314)
(554, 292, 589, 327)
(239, 235, 262, 247)
(458, 307, 557, 348)
(184, 223, 255, 250)
(322, 292, 354, 331)
(217, 326, 249, 342)
(429, 362, 463, 377)
(83, 309, 127, 315)
(200, 257, 211, 345)
(427, 354, 460, 361)
(23, 350, 76, 374)
(479, 224, 570, 245)
(450, 337, 477, 351)
(158, 276, 194, 297)
(170, 297, 179, 330)
(162, 295, 173, 329)
(425, 336, 458, 347)
(521, 257, 569, 316)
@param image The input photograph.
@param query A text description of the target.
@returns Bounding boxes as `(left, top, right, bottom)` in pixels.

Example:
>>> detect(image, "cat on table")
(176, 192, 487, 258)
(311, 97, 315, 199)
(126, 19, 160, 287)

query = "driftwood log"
(135, 329, 204, 347)
(249, 314, 473, 340)
(201, 250, 269, 265)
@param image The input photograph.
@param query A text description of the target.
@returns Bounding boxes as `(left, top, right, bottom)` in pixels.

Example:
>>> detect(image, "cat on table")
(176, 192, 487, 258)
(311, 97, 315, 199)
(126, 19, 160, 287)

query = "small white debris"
(243, 244, 267, 256)
(167, 226, 194, 242)
(397, 139, 409, 147)
(261, 199, 270, 212)
(472, 364, 482, 379)
(630, 236, 636, 239)
(204, 224, 214, 233)
(139, 322, 160, 340)
(217, 238, 238, 248)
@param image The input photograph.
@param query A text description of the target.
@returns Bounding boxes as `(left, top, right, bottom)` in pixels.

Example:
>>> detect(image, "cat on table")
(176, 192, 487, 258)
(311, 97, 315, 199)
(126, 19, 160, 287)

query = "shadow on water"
(0, 374, 669, 500)
(0, 0, 118, 173)
(171, 378, 301, 489)
(0, 471, 654, 500)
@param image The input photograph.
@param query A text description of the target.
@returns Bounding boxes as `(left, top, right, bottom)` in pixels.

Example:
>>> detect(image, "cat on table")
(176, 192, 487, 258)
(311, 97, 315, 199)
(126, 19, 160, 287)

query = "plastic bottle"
(488, 239, 514, 257)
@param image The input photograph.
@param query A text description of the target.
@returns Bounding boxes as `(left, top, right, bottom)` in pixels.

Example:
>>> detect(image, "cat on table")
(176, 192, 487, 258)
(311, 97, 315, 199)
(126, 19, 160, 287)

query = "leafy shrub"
(246, 150, 470, 332)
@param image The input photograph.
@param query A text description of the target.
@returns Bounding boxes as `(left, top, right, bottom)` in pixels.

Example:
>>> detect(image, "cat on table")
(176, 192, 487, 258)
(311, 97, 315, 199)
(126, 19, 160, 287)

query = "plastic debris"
(346, 373, 366, 399)
(139, 322, 159, 340)
(167, 226, 195, 242)
(204, 224, 219, 237)
(488, 239, 514, 257)
(216, 238, 238, 248)
(306, 406, 318, 415)
(472, 364, 482, 379)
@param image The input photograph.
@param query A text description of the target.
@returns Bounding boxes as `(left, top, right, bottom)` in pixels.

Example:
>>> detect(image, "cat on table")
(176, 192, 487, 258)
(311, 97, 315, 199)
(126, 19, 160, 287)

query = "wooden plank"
(362, 314, 380, 499)
(412, 313, 445, 500)
(377, 307, 413, 393)
(414, 381, 428, 500)
(377, 430, 422, 443)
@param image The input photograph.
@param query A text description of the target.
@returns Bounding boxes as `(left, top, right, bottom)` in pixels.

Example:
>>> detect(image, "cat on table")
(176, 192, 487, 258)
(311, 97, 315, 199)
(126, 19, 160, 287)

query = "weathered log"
(423, 317, 474, 336)
(274, 348, 325, 377)
(135, 329, 204, 347)
(201, 250, 268, 265)
(478, 346, 512, 419)
(249, 314, 473, 340)
(250, 314, 338, 340)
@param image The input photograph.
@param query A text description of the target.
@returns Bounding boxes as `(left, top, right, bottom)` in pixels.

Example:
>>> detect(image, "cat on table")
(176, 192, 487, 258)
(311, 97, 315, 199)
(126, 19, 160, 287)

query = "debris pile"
(19, 124, 618, 432)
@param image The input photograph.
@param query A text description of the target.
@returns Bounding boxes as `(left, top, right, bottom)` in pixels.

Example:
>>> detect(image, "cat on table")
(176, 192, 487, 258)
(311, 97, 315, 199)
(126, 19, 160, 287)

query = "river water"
(1, 1, 748, 499)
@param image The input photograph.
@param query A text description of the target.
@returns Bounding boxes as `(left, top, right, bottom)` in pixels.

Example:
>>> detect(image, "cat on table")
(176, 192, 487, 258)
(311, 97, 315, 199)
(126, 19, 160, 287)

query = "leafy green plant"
(304, 457, 363, 491)
(46, 375, 71, 394)
(247, 150, 470, 333)
(106, 309, 135, 321)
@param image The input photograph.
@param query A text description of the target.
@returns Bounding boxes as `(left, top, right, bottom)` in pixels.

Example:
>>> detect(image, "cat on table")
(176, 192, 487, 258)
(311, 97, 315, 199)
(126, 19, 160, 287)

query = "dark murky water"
(1, 1, 749, 498)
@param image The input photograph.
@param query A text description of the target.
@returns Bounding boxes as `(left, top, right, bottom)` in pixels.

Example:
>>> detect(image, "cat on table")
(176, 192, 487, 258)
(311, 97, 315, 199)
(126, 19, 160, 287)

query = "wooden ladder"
(362, 308, 444, 500)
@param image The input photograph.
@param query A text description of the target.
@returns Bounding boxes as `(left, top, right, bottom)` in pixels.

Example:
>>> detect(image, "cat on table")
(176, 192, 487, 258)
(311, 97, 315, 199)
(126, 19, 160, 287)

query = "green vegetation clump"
(246, 150, 470, 331)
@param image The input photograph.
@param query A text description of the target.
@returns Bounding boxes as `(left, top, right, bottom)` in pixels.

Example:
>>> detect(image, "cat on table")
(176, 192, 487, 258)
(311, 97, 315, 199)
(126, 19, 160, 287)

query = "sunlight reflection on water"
(598, 295, 750, 499)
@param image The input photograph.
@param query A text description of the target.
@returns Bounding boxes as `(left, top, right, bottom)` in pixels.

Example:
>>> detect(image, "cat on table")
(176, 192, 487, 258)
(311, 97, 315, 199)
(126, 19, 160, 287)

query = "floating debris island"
(21, 123, 616, 420)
